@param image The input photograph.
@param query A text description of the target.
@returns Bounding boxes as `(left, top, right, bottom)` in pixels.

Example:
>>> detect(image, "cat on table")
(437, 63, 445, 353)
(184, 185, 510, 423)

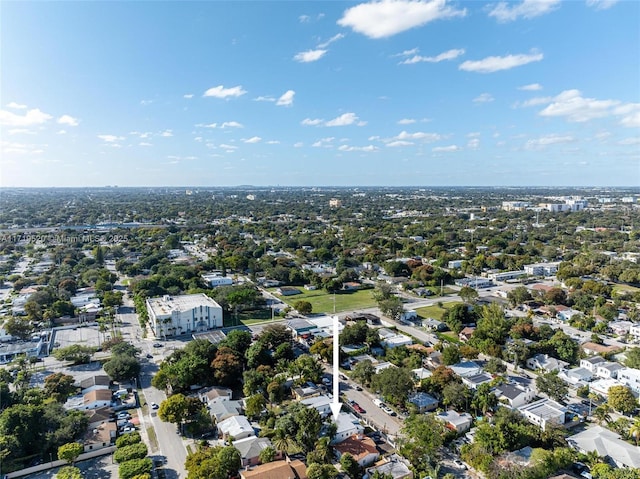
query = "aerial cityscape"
(1, 2, 640, 479)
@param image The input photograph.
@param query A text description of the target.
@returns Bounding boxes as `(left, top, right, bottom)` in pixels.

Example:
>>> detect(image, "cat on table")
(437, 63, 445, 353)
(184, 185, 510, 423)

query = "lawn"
(613, 284, 640, 296)
(414, 301, 463, 321)
(267, 287, 378, 314)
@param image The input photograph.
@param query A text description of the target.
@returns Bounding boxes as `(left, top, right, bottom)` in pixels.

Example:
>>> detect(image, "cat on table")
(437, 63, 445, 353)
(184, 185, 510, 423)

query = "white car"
(453, 459, 467, 470)
(151, 402, 159, 410)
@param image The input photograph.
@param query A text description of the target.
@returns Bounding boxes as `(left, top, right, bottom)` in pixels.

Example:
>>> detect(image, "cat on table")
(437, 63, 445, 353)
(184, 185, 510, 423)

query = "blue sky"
(1, 0, 639, 187)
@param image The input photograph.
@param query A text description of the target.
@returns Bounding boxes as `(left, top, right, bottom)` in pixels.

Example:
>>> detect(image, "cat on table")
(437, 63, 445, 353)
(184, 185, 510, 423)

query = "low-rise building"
(233, 436, 279, 467)
(580, 356, 606, 373)
(523, 262, 560, 276)
(494, 384, 535, 409)
(436, 410, 473, 433)
(618, 367, 640, 394)
(450, 361, 483, 378)
(240, 459, 307, 479)
(581, 342, 623, 357)
(518, 398, 567, 430)
(217, 415, 254, 441)
(366, 455, 413, 479)
(595, 362, 623, 380)
(299, 395, 332, 417)
(408, 392, 438, 412)
(146, 293, 223, 338)
(526, 354, 568, 373)
(332, 412, 365, 444)
(333, 434, 379, 467)
(458, 327, 475, 342)
(462, 372, 493, 390)
(590, 378, 624, 397)
(210, 400, 243, 423)
(567, 425, 640, 469)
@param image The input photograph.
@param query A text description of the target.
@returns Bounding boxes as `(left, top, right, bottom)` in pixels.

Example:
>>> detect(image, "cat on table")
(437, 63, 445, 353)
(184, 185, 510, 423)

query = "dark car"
(146, 353, 153, 358)
(153, 343, 163, 348)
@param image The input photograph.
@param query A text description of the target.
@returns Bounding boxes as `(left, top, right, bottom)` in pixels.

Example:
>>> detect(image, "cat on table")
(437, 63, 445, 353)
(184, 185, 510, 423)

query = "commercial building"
(146, 293, 223, 338)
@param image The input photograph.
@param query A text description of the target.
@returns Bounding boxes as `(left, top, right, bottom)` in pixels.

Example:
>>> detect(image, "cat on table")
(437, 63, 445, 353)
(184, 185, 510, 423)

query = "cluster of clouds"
(301, 112, 367, 128)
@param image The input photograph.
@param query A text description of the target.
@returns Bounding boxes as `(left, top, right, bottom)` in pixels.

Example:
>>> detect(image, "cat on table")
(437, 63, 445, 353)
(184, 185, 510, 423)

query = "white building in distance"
(146, 293, 223, 338)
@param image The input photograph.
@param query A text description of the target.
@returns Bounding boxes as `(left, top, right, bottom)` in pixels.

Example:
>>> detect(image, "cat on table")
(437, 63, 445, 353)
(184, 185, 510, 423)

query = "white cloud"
(398, 118, 416, 124)
(386, 140, 414, 147)
(432, 145, 461, 152)
(299, 14, 311, 22)
(1, 140, 45, 155)
(618, 137, 640, 145)
(318, 33, 345, 48)
(586, 0, 618, 10)
(519, 96, 553, 107)
(57, 115, 79, 126)
(473, 93, 494, 103)
(0, 108, 52, 127)
(223, 121, 244, 128)
(140, 99, 153, 106)
(294, 49, 327, 63)
(276, 90, 295, 107)
(294, 142, 304, 147)
(467, 138, 480, 149)
(338, 144, 378, 152)
(302, 118, 324, 126)
(538, 89, 619, 122)
(183, 94, 194, 99)
(338, 0, 466, 39)
(98, 134, 125, 142)
(518, 83, 543, 91)
(266, 140, 280, 144)
(399, 48, 465, 65)
(219, 143, 238, 151)
(6, 102, 27, 110)
(244, 136, 262, 144)
(488, 0, 561, 22)
(139, 142, 153, 147)
(160, 130, 173, 137)
(460, 51, 543, 73)
(525, 134, 575, 149)
(312, 137, 335, 148)
(325, 112, 362, 127)
(8, 129, 35, 135)
(254, 96, 275, 102)
(57, 130, 67, 135)
(395, 130, 442, 142)
(203, 85, 247, 98)
(614, 103, 640, 128)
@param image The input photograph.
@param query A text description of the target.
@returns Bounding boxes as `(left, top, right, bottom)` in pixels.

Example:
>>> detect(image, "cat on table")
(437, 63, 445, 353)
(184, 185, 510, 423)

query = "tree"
(340, 453, 363, 479)
(52, 345, 95, 364)
(442, 345, 461, 365)
(114, 443, 148, 463)
(244, 394, 266, 420)
(307, 463, 338, 479)
(507, 286, 532, 308)
(624, 347, 640, 369)
(484, 357, 507, 375)
(58, 442, 84, 464)
(219, 330, 252, 358)
(371, 367, 415, 406)
(118, 458, 153, 479)
(629, 418, 640, 445)
(258, 446, 276, 464)
(400, 414, 447, 471)
(104, 355, 141, 382)
(44, 373, 77, 403)
(378, 296, 404, 320)
(111, 342, 140, 357)
(608, 385, 638, 415)
(56, 466, 83, 479)
(593, 404, 612, 425)
(116, 432, 142, 448)
(351, 359, 375, 387)
(3, 317, 33, 340)
(158, 394, 201, 429)
(459, 286, 479, 304)
(442, 382, 473, 411)
(294, 300, 313, 315)
(211, 346, 243, 387)
(471, 383, 498, 416)
(185, 444, 241, 479)
(340, 322, 369, 346)
(536, 371, 569, 402)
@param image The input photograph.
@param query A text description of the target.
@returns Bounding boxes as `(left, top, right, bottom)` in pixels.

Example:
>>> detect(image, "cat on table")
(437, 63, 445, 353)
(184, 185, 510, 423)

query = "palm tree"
(585, 450, 604, 467)
(593, 404, 612, 425)
(272, 429, 298, 454)
(629, 418, 640, 446)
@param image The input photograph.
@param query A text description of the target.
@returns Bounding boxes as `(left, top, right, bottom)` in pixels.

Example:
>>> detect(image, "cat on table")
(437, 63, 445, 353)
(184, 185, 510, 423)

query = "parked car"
(146, 353, 153, 358)
(453, 459, 467, 470)
(151, 402, 159, 410)
(117, 412, 131, 419)
(352, 403, 366, 414)
(121, 426, 136, 433)
(153, 343, 163, 348)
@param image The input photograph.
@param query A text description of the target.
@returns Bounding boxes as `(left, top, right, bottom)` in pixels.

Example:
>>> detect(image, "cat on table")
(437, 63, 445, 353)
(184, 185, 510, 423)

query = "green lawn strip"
(267, 287, 377, 314)
(146, 426, 159, 452)
(414, 301, 462, 321)
(613, 284, 640, 295)
(436, 331, 462, 344)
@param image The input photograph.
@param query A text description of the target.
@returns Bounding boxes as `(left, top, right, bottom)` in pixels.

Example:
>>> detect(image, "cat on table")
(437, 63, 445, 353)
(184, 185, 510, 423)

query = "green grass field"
(267, 287, 378, 314)
(414, 301, 463, 321)
(613, 284, 640, 296)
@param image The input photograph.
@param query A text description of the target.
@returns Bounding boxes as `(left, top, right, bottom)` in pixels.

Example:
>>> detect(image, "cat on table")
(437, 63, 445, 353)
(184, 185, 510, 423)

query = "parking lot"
(53, 325, 102, 350)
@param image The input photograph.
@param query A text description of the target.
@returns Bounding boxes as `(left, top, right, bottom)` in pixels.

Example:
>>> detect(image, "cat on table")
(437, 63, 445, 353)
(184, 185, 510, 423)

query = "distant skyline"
(1, 0, 639, 187)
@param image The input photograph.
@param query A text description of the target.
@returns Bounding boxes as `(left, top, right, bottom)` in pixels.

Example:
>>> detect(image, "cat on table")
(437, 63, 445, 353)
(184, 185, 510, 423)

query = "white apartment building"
(618, 367, 640, 394)
(146, 293, 223, 338)
(523, 262, 561, 276)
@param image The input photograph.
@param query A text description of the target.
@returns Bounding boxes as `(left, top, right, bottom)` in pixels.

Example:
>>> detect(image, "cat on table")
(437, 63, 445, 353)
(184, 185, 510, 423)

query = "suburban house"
(344, 312, 380, 325)
(493, 384, 535, 409)
(292, 384, 321, 401)
(630, 323, 640, 340)
(462, 372, 493, 390)
(581, 342, 623, 357)
(556, 308, 583, 322)
(202, 273, 234, 288)
(332, 412, 365, 444)
(518, 398, 567, 430)
(436, 410, 473, 433)
(422, 318, 446, 332)
(286, 319, 317, 338)
(558, 367, 593, 386)
(333, 434, 380, 467)
(608, 320, 634, 336)
(66, 389, 114, 411)
(458, 327, 476, 342)
(79, 375, 111, 395)
(240, 459, 307, 479)
(567, 425, 640, 469)
(146, 293, 223, 338)
(199, 386, 233, 406)
(378, 328, 413, 349)
(580, 356, 606, 373)
(82, 421, 116, 452)
(408, 392, 438, 412)
(589, 378, 625, 397)
(411, 367, 433, 383)
(232, 436, 279, 467)
(594, 362, 623, 379)
(299, 395, 332, 418)
(450, 361, 483, 378)
(217, 415, 254, 441)
(210, 399, 243, 423)
(526, 354, 569, 373)
(276, 287, 302, 296)
(618, 367, 640, 394)
(84, 406, 113, 429)
(366, 455, 413, 479)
